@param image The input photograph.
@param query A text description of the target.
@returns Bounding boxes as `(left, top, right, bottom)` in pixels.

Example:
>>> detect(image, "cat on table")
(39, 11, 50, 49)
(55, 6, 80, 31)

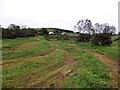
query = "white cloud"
(0, 0, 119, 32)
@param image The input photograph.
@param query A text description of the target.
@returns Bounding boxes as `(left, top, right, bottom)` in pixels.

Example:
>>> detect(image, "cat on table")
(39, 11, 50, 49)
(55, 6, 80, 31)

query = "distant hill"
(46, 28, 74, 33)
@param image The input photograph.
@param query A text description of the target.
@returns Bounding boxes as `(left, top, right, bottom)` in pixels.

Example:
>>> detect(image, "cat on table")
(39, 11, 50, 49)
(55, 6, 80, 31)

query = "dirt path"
(31, 53, 75, 88)
(68, 44, 119, 88)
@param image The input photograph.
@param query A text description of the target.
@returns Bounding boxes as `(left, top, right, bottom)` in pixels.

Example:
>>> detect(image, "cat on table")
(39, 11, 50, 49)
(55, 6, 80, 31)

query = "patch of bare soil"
(8, 42, 39, 51)
(68, 44, 119, 88)
(31, 53, 75, 88)
(47, 54, 74, 71)
(35, 48, 56, 56)
(2, 48, 57, 67)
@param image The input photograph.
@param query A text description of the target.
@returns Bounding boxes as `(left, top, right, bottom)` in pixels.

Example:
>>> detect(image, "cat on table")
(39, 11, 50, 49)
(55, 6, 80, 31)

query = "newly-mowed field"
(2, 35, 119, 88)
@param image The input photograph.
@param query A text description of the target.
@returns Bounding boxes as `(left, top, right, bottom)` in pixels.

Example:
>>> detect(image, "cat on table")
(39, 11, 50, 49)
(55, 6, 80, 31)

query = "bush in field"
(57, 35, 69, 40)
(44, 35, 59, 41)
(2, 29, 19, 39)
(26, 28, 37, 37)
(44, 34, 70, 41)
(76, 34, 91, 42)
(90, 35, 100, 45)
(90, 34, 112, 46)
(41, 28, 49, 35)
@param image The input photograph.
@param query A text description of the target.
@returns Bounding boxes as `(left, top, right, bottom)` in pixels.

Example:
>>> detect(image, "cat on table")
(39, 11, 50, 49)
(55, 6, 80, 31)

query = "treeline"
(1, 19, 118, 46)
(2, 28, 39, 39)
(73, 19, 118, 46)
(1, 24, 74, 39)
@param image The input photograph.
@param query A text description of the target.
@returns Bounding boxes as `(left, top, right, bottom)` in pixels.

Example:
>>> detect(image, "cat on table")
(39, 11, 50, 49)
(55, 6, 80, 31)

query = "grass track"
(2, 35, 118, 88)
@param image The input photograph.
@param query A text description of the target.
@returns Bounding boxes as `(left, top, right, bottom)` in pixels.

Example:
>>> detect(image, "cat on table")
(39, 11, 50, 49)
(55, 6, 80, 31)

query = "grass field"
(2, 35, 118, 88)
(68, 35, 118, 60)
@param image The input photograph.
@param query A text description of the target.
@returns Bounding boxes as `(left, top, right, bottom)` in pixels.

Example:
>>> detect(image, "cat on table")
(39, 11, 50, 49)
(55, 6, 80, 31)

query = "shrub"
(41, 28, 49, 35)
(76, 34, 91, 42)
(90, 34, 112, 46)
(57, 35, 69, 40)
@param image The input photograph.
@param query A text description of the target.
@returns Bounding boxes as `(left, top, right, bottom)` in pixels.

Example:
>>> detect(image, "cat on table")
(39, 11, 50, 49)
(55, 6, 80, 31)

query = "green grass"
(2, 49, 67, 88)
(2, 36, 51, 59)
(63, 49, 112, 88)
(47, 28, 55, 32)
(2, 36, 45, 49)
(75, 42, 118, 60)
(51, 41, 112, 88)
(2, 35, 115, 88)
(65, 35, 118, 60)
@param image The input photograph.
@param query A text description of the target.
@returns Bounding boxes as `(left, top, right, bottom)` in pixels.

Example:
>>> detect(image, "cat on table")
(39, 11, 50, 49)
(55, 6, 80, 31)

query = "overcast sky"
(0, 0, 119, 31)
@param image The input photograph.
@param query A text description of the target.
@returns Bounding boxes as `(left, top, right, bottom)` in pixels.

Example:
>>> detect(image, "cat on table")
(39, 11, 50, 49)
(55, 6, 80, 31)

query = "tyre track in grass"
(2, 41, 59, 67)
(2, 39, 119, 88)
(31, 53, 75, 88)
(68, 44, 118, 88)
(2, 48, 57, 67)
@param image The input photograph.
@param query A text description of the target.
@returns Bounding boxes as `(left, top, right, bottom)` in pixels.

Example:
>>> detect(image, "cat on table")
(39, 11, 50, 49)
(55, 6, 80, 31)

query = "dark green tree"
(41, 28, 48, 35)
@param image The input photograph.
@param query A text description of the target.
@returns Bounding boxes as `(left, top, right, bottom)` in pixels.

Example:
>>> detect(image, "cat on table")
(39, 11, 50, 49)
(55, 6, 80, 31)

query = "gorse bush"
(76, 34, 91, 42)
(90, 34, 112, 46)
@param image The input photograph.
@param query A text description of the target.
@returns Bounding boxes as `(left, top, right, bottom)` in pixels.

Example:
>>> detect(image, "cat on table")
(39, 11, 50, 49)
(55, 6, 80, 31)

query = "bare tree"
(21, 25, 27, 29)
(83, 19, 93, 34)
(74, 19, 93, 34)
(93, 23, 116, 34)
(8, 24, 20, 30)
(101, 23, 116, 34)
(73, 19, 85, 33)
(109, 26, 116, 34)
(94, 23, 101, 33)
(74, 19, 116, 35)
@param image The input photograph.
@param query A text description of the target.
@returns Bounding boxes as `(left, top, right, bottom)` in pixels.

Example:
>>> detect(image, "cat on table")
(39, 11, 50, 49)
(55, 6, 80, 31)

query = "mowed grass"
(2, 36, 51, 59)
(2, 35, 114, 88)
(51, 41, 112, 88)
(63, 50, 112, 88)
(3, 49, 67, 88)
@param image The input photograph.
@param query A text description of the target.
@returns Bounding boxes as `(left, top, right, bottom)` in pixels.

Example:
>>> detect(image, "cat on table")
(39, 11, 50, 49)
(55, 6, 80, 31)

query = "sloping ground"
(31, 53, 75, 88)
(68, 44, 119, 88)
(8, 42, 39, 51)
(2, 49, 68, 88)
(2, 37, 119, 88)
(2, 48, 57, 67)
(81, 48, 118, 88)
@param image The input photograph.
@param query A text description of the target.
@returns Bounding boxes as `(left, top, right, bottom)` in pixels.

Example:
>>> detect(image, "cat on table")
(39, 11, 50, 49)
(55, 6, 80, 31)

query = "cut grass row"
(52, 41, 112, 88)
(2, 36, 51, 60)
(2, 49, 67, 88)
(63, 49, 112, 88)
